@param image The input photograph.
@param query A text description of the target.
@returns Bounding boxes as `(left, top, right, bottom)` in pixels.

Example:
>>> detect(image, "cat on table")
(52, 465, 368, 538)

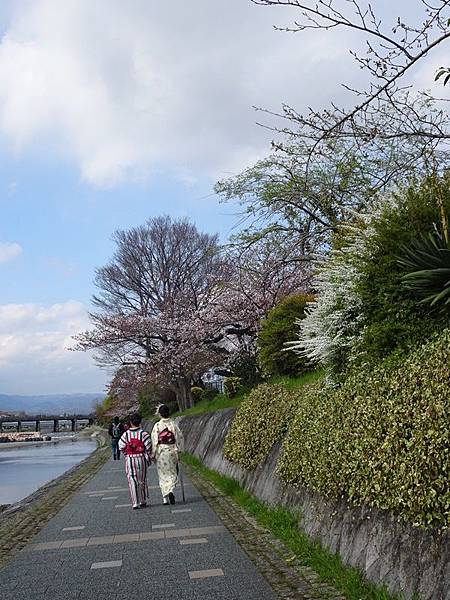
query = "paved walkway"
(0, 456, 277, 600)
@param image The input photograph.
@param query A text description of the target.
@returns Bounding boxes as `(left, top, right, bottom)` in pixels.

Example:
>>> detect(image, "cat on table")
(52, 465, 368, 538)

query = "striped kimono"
(151, 418, 184, 502)
(118, 427, 152, 507)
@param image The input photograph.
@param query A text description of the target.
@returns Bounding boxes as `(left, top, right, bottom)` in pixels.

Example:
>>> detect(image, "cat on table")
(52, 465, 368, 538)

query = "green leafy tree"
(94, 396, 114, 425)
(258, 294, 312, 377)
(354, 176, 450, 361)
(291, 174, 450, 374)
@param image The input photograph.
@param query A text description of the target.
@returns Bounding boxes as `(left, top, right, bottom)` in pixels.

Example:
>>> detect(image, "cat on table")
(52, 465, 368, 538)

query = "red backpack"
(158, 427, 176, 445)
(123, 434, 146, 455)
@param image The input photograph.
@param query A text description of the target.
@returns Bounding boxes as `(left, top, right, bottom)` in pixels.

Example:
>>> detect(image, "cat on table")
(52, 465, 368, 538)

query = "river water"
(0, 437, 97, 505)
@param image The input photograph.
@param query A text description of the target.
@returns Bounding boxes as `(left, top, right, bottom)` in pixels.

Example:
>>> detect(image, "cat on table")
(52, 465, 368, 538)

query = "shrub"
(228, 349, 262, 387)
(201, 387, 219, 401)
(398, 228, 450, 312)
(191, 387, 204, 403)
(353, 178, 450, 363)
(258, 294, 313, 377)
(278, 330, 450, 528)
(223, 377, 242, 397)
(223, 383, 304, 470)
(291, 175, 450, 374)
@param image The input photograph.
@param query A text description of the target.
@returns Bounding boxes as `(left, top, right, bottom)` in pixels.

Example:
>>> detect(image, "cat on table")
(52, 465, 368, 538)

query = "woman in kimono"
(151, 404, 184, 505)
(118, 413, 152, 509)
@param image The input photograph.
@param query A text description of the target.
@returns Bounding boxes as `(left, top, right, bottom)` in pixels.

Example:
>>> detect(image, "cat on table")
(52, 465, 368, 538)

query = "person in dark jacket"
(108, 416, 124, 460)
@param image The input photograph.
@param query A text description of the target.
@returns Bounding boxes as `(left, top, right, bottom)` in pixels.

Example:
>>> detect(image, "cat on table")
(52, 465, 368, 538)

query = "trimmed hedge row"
(223, 383, 302, 470)
(224, 331, 450, 528)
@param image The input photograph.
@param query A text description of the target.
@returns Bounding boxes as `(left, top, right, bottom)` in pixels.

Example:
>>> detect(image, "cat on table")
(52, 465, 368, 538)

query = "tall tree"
(74, 216, 228, 411)
(75, 216, 312, 411)
(217, 2, 450, 254)
(253, 1, 450, 144)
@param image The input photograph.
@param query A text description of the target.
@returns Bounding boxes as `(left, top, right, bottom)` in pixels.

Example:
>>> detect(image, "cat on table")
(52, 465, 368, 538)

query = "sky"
(0, 0, 445, 396)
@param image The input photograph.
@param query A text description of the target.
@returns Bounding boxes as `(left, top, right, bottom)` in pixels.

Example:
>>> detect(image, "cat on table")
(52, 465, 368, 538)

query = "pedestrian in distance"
(151, 404, 184, 505)
(108, 416, 124, 460)
(118, 413, 152, 510)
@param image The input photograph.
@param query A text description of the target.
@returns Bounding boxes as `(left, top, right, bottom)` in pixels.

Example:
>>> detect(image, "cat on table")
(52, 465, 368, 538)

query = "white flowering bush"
(288, 245, 364, 370)
(288, 179, 450, 373)
(287, 212, 373, 372)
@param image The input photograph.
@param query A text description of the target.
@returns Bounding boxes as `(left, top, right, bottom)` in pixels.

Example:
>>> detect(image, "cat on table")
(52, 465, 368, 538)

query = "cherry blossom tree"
(75, 215, 312, 411)
(74, 216, 229, 411)
(104, 365, 142, 416)
(209, 236, 312, 380)
(222, 235, 312, 331)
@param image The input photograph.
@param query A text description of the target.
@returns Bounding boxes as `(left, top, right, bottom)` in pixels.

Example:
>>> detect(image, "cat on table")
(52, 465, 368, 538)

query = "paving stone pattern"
(0, 456, 278, 600)
(0, 454, 345, 600)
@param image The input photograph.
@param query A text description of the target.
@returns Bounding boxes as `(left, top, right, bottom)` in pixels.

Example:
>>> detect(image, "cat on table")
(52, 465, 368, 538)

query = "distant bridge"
(0, 414, 95, 433)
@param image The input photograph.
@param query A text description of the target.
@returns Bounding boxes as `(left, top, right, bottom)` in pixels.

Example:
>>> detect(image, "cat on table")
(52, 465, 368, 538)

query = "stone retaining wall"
(178, 409, 449, 600)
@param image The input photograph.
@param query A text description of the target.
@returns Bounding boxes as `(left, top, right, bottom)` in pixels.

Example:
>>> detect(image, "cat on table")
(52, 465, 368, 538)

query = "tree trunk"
(174, 387, 185, 412)
(173, 377, 192, 412)
(184, 378, 193, 409)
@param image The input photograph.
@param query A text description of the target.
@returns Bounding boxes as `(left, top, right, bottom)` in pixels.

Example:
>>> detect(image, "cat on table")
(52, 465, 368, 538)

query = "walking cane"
(177, 461, 186, 504)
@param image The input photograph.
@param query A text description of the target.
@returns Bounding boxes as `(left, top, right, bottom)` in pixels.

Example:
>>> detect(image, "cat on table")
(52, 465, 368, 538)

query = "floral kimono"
(151, 418, 184, 503)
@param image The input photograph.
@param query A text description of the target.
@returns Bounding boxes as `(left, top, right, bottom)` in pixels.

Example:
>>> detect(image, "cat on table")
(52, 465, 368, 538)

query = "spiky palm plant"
(398, 229, 450, 312)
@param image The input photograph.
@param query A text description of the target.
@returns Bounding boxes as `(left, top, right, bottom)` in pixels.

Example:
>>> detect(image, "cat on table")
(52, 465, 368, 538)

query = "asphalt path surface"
(0, 455, 276, 600)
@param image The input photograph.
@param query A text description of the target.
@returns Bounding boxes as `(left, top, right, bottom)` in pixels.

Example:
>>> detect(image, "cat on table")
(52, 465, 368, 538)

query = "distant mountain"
(0, 393, 104, 415)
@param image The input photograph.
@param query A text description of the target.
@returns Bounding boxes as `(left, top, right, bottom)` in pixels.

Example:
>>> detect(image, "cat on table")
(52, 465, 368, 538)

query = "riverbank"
(0, 426, 97, 449)
(0, 429, 109, 567)
(0, 436, 72, 450)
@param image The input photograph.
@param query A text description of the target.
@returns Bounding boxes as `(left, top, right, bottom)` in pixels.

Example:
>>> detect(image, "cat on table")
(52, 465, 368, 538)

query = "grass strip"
(172, 390, 246, 417)
(182, 452, 400, 600)
(268, 369, 325, 390)
(173, 370, 325, 418)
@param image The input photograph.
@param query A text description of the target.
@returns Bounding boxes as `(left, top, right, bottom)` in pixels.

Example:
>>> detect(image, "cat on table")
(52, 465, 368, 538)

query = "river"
(0, 436, 97, 505)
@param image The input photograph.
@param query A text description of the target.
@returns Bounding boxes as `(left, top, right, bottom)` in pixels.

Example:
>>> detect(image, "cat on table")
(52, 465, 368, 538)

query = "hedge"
(257, 294, 312, 377)
(223, 383, 305, 470)
(278, 330, 450, 528)
(191, 387, 204, 403)
(224, 331, 450, 528)
(223, 377, 242, 397)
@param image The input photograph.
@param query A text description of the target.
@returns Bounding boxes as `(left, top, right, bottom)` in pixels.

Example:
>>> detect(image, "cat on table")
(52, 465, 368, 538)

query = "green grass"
(267, 369, 324, 390)
(182, 452, 400, 600)
(174, 370, 324, 418)
(173, 390, 247, 417)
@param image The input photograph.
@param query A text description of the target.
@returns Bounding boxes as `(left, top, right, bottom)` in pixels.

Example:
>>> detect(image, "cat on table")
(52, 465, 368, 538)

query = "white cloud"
(0, 301, 107, 394)
(0, 0, 352, 186)
(0, 241, 22, 263)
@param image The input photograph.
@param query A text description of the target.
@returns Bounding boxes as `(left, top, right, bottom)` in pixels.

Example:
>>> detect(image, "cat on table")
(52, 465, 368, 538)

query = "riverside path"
(0, 457, 277, 600)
